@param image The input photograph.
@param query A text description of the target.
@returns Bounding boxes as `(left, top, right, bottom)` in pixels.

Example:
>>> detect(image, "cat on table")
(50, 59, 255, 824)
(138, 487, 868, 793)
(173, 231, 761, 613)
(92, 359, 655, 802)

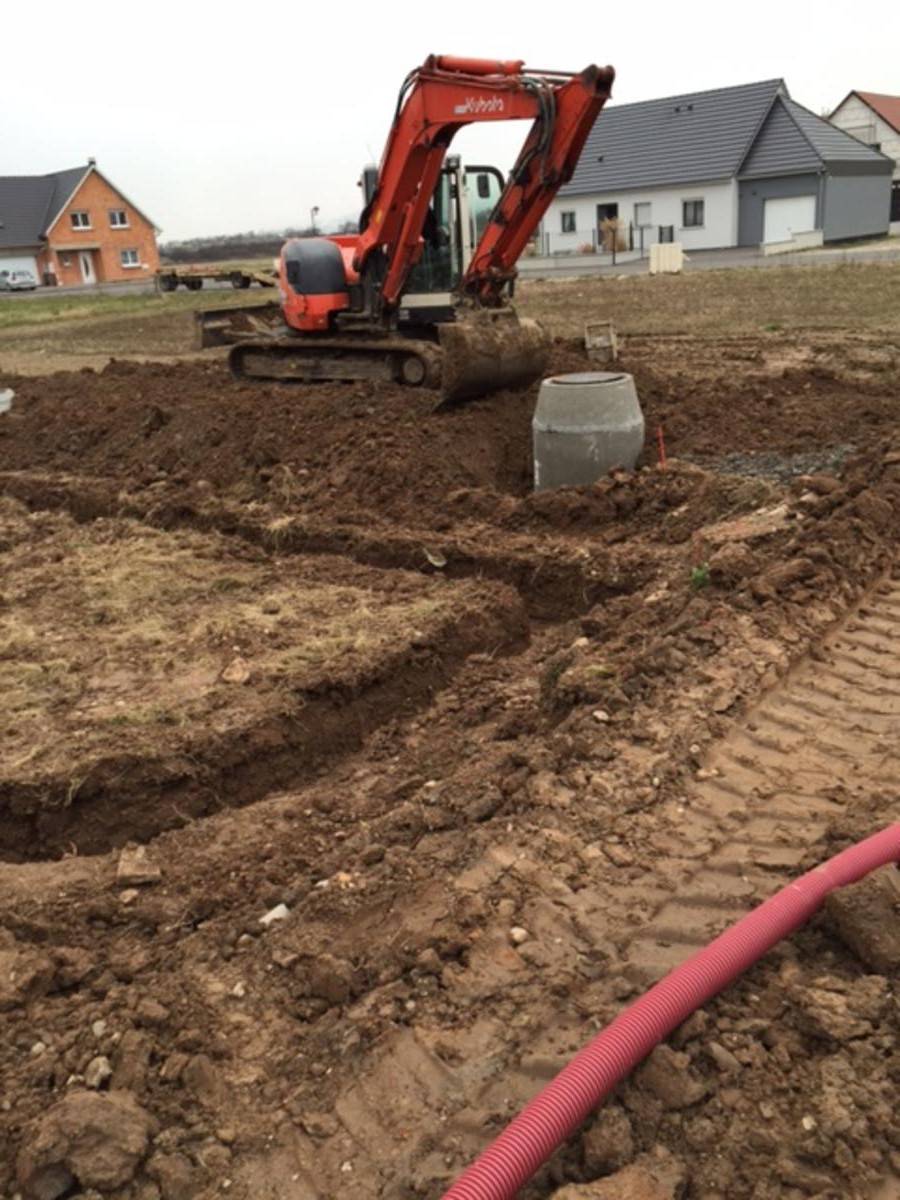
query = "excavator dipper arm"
(354, 55, 615, 312)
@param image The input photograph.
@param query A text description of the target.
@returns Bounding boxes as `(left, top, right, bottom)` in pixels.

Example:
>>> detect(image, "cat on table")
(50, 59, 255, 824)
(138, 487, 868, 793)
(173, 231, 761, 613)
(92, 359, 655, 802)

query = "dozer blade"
(437, 311, 550, 407)
(194, 302, 283, 349)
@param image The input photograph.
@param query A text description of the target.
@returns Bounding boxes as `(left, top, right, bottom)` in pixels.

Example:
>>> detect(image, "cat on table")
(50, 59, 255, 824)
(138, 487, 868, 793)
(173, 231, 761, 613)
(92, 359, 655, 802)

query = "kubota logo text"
(453, 96, 505, 116)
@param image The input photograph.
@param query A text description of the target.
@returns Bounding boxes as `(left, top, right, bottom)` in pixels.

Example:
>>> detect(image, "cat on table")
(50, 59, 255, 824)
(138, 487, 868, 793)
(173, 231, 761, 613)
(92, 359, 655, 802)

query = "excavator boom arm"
(463, 66, 614, 301)
(354, 55, 614, 311)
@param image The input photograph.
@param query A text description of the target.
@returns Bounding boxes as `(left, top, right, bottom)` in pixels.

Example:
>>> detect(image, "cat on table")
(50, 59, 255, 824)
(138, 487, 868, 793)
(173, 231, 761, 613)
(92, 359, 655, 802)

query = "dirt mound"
(0, 358, 538, 525)
(626, 352, 900, 468)
(4, 344, 894, 533)
(447, 460, 782, 541)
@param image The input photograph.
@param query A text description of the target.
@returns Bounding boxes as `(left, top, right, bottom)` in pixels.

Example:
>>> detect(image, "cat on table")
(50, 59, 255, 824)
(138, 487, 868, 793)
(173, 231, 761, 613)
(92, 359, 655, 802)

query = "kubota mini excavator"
(197, 54, 614, 405)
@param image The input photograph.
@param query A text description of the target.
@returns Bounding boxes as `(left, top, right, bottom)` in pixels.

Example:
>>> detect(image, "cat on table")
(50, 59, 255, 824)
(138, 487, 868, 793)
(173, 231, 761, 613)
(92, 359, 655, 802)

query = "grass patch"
(0, 513, 489, 781)
(0, 287, 267, 333)
(518, 261, 900, 338)
(3, 259, 898, 360)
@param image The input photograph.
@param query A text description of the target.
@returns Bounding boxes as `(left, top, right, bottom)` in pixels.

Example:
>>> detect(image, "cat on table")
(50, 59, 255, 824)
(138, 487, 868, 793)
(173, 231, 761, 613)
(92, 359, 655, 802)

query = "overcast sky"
(5, 1, 898, 241)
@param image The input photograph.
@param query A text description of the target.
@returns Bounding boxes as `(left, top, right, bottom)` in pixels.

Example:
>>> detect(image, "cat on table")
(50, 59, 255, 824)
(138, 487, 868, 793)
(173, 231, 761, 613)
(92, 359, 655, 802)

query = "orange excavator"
(198, 54, 614, 405)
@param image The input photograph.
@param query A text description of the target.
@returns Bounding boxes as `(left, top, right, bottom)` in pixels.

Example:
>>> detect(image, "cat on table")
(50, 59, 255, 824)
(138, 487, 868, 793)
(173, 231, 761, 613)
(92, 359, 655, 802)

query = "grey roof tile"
(739, 97, 821, 177)
(0, 166, 88, 250)
(783, 98, 893, 165)
(45, 167, 91, 228)
(558, 79, 785, 195)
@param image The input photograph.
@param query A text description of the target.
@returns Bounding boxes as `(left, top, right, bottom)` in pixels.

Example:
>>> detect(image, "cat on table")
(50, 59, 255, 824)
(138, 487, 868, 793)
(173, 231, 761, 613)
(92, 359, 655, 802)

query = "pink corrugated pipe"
(441, 823, 900, 1200)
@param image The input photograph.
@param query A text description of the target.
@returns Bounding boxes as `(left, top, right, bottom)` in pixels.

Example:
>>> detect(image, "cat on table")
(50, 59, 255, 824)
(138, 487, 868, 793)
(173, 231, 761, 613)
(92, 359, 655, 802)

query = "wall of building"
(823, 169, 893, 241)
(543, 180, 736, 253)
(831, 96, 900, 179)
(41, 170, 159, 286)
(737, 173, 822, 245)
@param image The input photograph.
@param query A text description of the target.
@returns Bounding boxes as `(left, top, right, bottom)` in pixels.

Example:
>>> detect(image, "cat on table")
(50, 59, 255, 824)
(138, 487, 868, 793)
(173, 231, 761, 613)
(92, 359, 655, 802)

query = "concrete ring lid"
(543, 372, 628, 386)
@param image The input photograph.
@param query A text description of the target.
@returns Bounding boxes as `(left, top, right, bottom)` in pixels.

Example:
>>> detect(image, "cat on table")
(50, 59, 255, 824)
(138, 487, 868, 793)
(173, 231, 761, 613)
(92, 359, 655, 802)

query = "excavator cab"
(401, 158, 506, 326)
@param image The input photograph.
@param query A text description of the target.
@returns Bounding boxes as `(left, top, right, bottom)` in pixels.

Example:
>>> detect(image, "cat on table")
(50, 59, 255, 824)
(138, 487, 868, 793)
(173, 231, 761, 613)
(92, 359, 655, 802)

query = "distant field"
(0, 286, 267, 332)
(519, 260, 900, 338)
(1, 260, 899, 372)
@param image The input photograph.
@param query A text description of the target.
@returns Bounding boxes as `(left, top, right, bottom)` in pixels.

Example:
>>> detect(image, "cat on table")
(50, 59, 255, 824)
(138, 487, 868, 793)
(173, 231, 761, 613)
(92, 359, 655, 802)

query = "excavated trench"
(0, 472, 652, 863)
(0, 470, 618, 621)
(0, 402, 894, 870)
(0, 600, 527, 862)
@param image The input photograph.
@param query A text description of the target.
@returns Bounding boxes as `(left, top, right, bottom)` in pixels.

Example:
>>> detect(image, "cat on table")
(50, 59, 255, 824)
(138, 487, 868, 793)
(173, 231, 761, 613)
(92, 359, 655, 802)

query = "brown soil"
(0, 500, 524, 860)
(3, 335, 897, 528)
(2, 324, 900, 1200)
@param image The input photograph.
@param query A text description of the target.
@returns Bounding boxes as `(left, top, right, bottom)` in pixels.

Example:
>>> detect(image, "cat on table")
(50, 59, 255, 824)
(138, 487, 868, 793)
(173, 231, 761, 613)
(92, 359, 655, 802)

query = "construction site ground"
(1, 262, 900, 1200)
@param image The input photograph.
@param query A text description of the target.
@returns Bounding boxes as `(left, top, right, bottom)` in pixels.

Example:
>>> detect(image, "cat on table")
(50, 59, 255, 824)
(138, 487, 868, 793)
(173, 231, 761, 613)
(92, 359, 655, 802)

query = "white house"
(829, 91, 900, 226)
(541, 79, 893, 255)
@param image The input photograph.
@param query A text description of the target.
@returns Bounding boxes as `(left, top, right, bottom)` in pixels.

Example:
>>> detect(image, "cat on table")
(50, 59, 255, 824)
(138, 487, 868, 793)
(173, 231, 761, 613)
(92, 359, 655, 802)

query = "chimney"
(87, 156, 96, 166)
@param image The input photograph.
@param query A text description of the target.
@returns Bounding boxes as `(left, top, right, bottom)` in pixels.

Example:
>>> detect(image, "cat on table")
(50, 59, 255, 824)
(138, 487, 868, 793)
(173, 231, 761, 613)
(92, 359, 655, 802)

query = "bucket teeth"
(437, 313, 550, 407)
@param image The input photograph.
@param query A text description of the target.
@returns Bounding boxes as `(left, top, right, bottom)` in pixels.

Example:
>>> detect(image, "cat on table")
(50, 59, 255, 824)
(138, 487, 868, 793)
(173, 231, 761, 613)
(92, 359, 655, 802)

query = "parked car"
(0, 269, 38, 291)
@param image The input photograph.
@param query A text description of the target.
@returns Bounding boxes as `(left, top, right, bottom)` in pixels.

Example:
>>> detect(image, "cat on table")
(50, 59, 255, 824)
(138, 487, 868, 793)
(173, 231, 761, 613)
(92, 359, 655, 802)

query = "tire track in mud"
(281, 570, 900, 1198)
(626, 570, 900, 981)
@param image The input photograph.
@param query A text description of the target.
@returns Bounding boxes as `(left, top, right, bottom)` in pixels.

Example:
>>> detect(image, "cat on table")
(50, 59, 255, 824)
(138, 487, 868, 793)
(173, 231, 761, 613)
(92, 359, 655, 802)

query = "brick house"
(0, 159, 160, 287)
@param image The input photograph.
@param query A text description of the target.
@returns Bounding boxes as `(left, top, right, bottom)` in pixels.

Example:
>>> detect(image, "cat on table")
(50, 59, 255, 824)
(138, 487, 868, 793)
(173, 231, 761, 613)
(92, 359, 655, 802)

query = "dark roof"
(782, 98, 893, 166)
(740, 96, 891, 178)
(0, 163, 160, 249)
(0, 166, 88, 249)
(47, 167, 92, 228)
(558, 79, 785, 195)
(831, 90, 900, 135)
(739, 97, 821, 177)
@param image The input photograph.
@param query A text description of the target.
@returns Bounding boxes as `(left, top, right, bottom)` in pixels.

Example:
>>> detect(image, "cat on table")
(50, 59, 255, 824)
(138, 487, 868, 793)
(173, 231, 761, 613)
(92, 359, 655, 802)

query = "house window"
(109, 209, 129, 228)
(634, 202, 652, 227)
(70, 210, 91, 229)
(561, 211, 576, 233)
(120, 249, 140, 268)
(682, 199, 705, 228)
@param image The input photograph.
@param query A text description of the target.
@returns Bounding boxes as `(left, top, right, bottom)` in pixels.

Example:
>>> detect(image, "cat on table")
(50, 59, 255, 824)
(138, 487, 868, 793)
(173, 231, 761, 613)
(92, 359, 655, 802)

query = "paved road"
(518, 241, 900, 279)
(1, 277, 257, 300)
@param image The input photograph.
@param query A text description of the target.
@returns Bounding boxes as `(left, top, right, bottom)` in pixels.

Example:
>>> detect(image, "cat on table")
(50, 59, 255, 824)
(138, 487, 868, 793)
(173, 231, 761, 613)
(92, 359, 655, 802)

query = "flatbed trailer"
(156, 265, 278, 292)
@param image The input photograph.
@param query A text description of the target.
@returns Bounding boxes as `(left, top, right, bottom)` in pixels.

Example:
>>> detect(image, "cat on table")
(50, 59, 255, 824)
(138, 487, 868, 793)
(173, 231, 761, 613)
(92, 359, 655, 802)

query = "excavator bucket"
(437, 311, 550, 407)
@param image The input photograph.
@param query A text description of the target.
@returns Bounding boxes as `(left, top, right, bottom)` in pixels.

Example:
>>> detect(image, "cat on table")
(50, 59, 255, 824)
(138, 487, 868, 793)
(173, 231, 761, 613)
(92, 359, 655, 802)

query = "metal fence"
(539, 222, 676, 261)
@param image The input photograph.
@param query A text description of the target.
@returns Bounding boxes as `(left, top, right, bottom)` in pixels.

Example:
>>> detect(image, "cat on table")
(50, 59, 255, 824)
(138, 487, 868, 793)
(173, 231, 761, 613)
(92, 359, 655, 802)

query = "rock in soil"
(824, 865, 900, 972)
(84, 1055, 112, 1089)
(553, 1146, 686, 1199)
(582, 1103, 635, 1175)
(115, 844, 162, 887)
(146, 1150, 196, 1200)
(634, 1044, 709, 1109)
(16, 1089, 156, 1197)
(0, 936, 55, 1011)
(791, 973, 889, 1041)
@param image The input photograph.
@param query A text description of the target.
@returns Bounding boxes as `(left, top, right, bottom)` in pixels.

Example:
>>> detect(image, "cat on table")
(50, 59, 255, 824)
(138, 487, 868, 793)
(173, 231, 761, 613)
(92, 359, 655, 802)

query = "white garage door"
(763, 195, 817, 244)
(0, 253, 39, 278)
